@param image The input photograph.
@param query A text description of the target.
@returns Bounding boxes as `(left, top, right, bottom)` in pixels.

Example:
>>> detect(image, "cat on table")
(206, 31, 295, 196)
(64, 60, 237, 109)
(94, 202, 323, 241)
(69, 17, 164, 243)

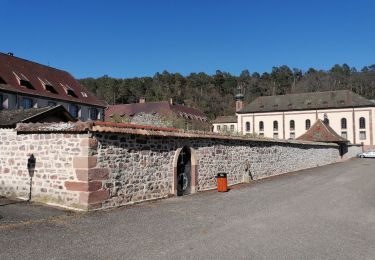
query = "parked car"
(357, 150, 375, 158)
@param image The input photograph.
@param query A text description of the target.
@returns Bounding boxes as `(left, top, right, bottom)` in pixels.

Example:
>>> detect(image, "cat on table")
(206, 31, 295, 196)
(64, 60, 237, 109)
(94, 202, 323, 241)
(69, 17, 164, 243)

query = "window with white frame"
(223, 125, 228, 131)
(341, 118, 347, 129)
(289, 132, 295, 139)
(341, 131, 347, 139)
(290, 120, 295, 130)
(230, 125, 234, 131)
(245, 121, 251, 132)
(273, 121, 278, 131)
(273, 132, 279, 139)
(217, 125, 221, 131)
(259, 121, 264, 131)
(305, 119, 311, 130)
(359, 117, 366, 129)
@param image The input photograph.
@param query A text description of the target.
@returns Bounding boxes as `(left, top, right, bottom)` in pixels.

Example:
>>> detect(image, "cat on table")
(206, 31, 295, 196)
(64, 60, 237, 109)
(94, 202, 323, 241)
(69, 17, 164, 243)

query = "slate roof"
(296, 119, 348, 143)
(0, 52, 105, 107)
(0, 105, 76, 127)
(105, 101, 208, 122)
(212, 115, 237, 123)
(239, 90, 375, 113)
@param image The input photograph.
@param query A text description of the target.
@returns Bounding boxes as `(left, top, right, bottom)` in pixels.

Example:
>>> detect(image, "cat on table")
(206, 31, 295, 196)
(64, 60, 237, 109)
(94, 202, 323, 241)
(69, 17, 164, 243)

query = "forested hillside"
(79, 64, 375, 120)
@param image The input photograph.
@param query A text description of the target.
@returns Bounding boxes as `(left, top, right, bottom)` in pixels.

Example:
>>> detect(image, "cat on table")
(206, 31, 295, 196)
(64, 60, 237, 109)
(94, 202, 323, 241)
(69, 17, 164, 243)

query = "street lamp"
(27, 154, 36, 201)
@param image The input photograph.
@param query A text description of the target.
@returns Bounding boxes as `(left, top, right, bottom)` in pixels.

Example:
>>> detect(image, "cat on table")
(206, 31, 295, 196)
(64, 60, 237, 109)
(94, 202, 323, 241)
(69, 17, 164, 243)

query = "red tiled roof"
(0, 53, 105, 107)
(212, 115, 237, 123)
(105, 101, 207, 122)
(296, 119, 348, 143)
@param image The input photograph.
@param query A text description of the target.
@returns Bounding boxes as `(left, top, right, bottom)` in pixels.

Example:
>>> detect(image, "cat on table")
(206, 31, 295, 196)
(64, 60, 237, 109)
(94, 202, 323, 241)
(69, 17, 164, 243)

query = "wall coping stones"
(15, 121, 338, 147)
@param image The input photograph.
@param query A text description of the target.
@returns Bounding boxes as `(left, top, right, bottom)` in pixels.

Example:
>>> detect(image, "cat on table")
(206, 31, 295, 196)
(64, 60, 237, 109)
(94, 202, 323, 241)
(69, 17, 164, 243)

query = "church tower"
(235, 83, 245, 112)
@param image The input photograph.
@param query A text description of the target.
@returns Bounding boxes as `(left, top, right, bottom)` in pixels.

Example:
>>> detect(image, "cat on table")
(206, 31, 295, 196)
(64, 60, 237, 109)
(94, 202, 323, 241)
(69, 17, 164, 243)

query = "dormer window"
(0, 76, 6, 84)
(39, 78, 58, 94)
(81, 92, 88, 98)
(60, 83, 78, 98)
(14, 72, 35, 89)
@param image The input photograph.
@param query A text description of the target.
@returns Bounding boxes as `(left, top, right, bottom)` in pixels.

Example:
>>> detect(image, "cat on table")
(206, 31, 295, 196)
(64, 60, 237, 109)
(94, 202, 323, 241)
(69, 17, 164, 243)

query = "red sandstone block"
(76, 168, 109, 181)
(73, 156, 97, 169)
(65, 181, 102, 192)
(79, 189, 109, 204)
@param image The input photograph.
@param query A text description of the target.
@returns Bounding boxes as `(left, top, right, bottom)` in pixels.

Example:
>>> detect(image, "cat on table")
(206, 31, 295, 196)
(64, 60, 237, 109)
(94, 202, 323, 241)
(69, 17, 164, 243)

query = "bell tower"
(235, 83, 245, 112)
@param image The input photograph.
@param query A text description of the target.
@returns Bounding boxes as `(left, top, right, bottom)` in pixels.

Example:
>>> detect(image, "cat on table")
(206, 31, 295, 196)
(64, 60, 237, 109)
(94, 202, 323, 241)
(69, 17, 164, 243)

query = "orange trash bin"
(216, 173, 228, 192)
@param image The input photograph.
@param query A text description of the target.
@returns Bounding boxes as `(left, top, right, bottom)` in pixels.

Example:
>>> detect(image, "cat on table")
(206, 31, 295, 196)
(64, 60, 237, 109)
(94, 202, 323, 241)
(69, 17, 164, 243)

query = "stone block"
(79, 189, 109, 204)
(65, 181, 102, 192)
(76, 168, 109, 181)
(73, 156, 97, 169)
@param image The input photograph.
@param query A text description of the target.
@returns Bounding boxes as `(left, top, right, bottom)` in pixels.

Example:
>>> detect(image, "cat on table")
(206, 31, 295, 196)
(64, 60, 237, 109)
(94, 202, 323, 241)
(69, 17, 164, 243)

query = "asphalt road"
(1, 158, 375, 259)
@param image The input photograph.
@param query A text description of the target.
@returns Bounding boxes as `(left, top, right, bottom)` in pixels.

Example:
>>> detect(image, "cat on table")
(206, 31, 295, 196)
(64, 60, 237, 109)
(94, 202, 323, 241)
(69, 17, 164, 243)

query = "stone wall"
(0, 128, 104, 210)
(92, 132, 341, 209)
(0, 122, 357, 211)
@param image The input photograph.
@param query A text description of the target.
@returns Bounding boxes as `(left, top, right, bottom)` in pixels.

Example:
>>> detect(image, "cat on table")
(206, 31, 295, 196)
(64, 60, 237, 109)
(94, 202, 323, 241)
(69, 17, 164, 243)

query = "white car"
(357, 150, 375, 158)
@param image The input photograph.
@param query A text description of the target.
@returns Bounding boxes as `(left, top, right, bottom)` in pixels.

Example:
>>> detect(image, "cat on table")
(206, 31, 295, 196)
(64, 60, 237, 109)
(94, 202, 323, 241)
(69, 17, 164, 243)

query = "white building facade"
(213, 90, 375, 147)
(237, 107, 374, 145)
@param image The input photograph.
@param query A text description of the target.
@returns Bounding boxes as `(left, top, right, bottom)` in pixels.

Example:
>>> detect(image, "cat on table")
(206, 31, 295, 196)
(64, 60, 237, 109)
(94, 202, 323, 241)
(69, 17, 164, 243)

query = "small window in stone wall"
(230, 125, 234, 131)
(359, 131, 366, 140)
(273, 132, 279, 139)
(289, 132, 295, 139)
(217, 125, 221, 131)
(341, 131, 347, 139)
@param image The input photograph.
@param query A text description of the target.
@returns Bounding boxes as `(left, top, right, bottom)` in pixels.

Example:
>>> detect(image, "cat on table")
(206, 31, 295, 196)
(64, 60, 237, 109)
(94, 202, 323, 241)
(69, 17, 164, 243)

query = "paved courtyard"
(1, 158, 375, 259)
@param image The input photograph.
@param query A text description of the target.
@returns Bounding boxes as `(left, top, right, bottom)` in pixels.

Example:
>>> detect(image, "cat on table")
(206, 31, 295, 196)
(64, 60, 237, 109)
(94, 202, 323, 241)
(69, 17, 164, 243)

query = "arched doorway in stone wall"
(172, 146, 198, 196)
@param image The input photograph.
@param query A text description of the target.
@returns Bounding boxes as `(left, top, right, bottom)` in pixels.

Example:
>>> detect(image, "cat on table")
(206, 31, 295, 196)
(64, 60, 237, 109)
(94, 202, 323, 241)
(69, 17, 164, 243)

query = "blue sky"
(2, 0, 375, 78)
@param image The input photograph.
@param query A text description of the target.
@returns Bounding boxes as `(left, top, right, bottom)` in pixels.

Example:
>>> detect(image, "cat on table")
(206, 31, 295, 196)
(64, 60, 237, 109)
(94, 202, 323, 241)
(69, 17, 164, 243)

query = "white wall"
(212, 122, 238, 133)
(238, 107, 375, 145)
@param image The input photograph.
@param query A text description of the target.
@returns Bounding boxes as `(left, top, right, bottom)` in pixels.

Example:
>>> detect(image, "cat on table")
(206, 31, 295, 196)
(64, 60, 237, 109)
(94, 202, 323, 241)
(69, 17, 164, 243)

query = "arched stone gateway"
(172, 146, 198, 196)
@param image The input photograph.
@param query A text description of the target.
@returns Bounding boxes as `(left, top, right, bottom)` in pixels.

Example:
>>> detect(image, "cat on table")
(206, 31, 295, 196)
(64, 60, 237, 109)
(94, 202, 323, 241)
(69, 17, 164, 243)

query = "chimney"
(169, 98, 173, 105)
(7, 52, 14, 56)
(139, 97, 146, 103)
